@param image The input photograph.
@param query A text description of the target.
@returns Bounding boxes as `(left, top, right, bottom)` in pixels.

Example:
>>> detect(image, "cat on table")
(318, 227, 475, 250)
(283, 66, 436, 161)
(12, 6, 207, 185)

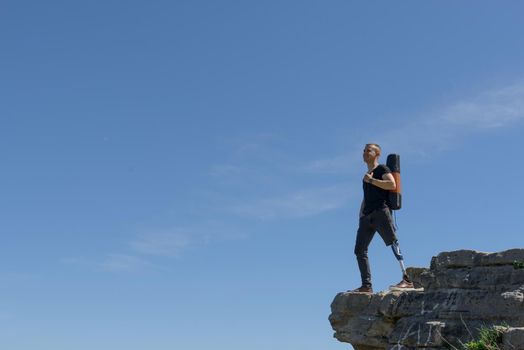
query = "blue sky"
(2, 1, 524, 349)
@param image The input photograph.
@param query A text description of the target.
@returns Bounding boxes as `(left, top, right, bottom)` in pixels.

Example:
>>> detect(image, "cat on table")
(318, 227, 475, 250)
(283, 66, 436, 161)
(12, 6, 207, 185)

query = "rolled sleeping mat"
(386, 153, 401, 210)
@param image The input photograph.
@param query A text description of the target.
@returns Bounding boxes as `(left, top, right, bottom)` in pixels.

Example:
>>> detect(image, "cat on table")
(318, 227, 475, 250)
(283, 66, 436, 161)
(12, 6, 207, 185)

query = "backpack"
(386, 154, 402, 210)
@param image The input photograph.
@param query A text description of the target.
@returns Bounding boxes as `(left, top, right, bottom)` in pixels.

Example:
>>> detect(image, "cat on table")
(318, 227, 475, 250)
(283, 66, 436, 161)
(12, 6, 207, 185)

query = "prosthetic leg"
(389, 239, 415, 290)
(391, 240, 407, 276)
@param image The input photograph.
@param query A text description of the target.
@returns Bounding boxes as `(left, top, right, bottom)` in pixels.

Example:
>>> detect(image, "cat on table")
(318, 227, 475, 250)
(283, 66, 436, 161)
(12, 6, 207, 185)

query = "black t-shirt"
(362, 164, 391, 215)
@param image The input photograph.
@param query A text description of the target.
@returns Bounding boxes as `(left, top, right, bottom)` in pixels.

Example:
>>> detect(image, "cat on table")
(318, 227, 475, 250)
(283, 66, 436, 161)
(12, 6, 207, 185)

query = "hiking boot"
(389, 277, 415, 291)
(350, 285, 373, 294)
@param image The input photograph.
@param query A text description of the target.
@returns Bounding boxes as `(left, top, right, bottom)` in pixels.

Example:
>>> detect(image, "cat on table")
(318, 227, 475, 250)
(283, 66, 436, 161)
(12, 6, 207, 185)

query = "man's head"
(363, 143, 381, 164)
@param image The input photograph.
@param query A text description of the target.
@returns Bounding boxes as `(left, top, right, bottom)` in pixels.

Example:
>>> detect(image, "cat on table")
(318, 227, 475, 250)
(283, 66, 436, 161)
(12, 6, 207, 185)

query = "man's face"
(363, 145, 378, 163)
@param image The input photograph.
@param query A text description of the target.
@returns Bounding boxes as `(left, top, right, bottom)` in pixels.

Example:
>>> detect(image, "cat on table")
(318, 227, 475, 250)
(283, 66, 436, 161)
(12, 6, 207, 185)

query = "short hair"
(365, 143, 381, 156)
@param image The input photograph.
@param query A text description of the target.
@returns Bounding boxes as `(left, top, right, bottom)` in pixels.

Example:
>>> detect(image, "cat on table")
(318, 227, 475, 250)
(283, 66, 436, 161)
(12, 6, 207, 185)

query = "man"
(352, 143, 414, 293)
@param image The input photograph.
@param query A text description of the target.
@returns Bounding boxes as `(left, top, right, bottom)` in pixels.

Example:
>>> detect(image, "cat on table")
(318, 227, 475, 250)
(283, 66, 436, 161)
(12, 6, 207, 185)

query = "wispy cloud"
(128, 226, 247, 257)
(216, 80, 524, 220)
(304, 148, 363, 174)
(305, 81, 524, 174)
(62, 254, 161, 273)
(96, 254, 162, 272)
(129, 230, 193, 257)
(440, 83, 524, 128)
(0, 272, 44, 282)
(228, 183, 355, 220)
(63, 225, 247, 272)
(209, 164, 247, 177)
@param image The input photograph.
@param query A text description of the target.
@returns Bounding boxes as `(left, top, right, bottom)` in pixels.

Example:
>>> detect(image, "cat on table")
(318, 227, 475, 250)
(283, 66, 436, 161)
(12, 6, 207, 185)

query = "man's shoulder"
(377, 164, 391, 173)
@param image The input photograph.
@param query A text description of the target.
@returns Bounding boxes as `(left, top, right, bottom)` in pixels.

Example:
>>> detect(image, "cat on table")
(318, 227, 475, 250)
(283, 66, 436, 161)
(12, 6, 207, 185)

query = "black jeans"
(354, 207, 397, 287)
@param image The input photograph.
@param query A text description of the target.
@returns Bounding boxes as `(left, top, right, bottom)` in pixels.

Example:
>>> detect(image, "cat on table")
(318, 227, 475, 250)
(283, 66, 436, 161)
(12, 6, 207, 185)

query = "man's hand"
(363, 172, 373, 184)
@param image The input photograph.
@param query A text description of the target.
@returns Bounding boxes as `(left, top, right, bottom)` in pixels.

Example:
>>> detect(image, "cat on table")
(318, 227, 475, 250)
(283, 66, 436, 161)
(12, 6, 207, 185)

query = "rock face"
(329, 249, 524, 350)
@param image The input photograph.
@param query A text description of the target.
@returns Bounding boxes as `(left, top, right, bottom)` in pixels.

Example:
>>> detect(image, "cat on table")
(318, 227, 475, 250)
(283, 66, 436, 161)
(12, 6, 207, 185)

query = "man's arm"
(365, 172, 396, 190)
(359, 199, 365, 218)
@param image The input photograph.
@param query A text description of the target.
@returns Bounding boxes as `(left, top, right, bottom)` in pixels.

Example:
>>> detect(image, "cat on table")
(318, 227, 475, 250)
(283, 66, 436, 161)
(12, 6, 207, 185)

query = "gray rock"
(329, 248, 524, 350)
(480, 249, 524, 267)
(389, 318, 445, 347)
(430, 250, 488, 270)
(329, 291, 373, 326)
(430, 249, 524, 271)
(502, 327, 524, 350)
(411, 266, 524, 291)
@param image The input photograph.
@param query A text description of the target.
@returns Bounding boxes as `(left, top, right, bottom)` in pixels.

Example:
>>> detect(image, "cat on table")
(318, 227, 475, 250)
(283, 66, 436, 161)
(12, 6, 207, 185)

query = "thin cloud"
(96, 254, 161, 272)
(306, 81, 524, 173)
(209, 164, 247, 177)
(129, 230, 192, 257)
(209, 132, 300, 185)
(62, 254, 161, 273)
(62, 225, 248, 273)
(440, 83, 524, 128)
(229, 184, 355, 220)
(128, 226, 247, 257)
(0, 272, 44, 282)
(305, 148, 363, 174)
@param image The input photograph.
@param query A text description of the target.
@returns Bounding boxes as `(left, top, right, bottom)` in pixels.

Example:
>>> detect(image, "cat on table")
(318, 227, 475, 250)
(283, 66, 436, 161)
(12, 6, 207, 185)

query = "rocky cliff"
(329, 249, 524, 350)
